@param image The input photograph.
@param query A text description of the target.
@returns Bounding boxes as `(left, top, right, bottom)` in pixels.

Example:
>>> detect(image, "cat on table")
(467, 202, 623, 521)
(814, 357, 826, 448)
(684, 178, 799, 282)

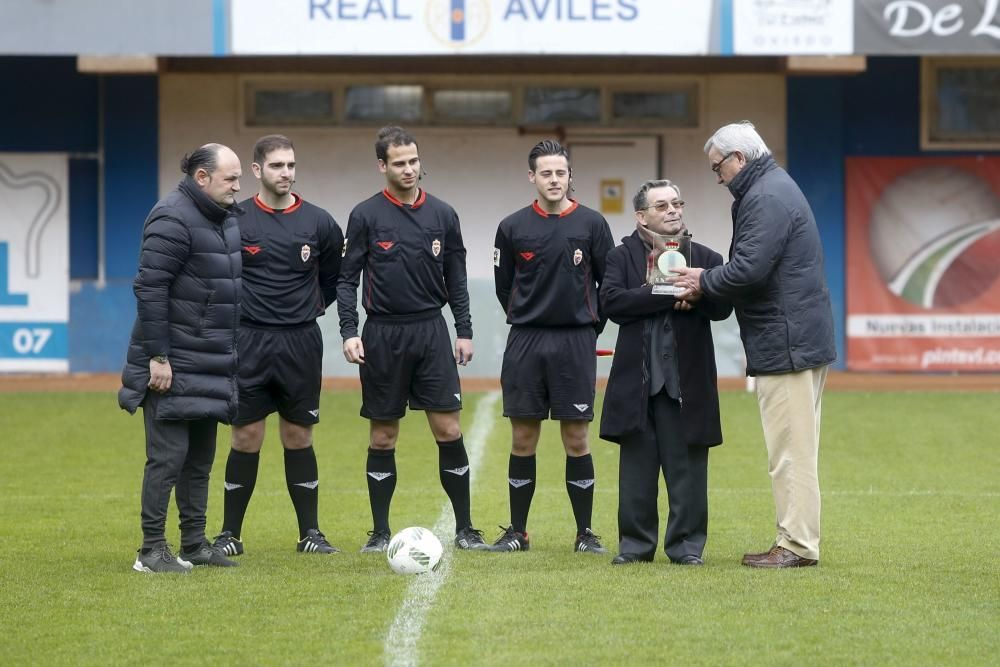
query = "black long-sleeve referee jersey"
(494, 200, 615, 328)
(337, 189, 472, 340)
(238, 193, 343, 327)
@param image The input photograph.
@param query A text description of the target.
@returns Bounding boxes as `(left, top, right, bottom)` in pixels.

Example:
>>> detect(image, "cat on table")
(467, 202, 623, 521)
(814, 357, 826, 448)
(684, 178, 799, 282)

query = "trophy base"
(651, 284, 684, 296)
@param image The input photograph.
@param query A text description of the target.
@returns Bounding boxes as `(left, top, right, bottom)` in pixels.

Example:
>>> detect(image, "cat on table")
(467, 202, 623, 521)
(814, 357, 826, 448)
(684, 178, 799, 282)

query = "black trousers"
(140, 392, 217, 549)
(617, 391, 709, 562)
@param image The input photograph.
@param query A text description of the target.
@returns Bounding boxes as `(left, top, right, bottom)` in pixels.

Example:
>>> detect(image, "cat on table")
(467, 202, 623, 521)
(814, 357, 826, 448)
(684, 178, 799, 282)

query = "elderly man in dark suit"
(600, 179, 731, 566)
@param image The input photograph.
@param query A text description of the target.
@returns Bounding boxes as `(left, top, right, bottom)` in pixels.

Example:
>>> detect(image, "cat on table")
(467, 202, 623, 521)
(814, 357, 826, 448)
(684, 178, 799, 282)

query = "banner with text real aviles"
(231, 0, 712, 55)
(846, 157, 1000, 372)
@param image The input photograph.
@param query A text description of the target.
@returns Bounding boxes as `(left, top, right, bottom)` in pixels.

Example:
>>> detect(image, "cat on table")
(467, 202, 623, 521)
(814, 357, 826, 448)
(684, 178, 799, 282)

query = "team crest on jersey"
(432, 239, 441, 257)
(573, 249, 583, 266)
(377, 241, 395, 250)
(301, 244, 311, 262)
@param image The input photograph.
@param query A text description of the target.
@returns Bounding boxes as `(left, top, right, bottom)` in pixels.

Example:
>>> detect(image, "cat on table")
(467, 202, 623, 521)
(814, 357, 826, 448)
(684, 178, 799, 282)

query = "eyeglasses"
(640, 199, 685, 213)
(711, 152, 735, 175)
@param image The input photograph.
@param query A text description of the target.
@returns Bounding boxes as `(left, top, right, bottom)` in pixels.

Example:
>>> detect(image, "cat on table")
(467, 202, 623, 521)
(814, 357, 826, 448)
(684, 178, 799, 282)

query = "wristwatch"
(152, 355, 168, 364)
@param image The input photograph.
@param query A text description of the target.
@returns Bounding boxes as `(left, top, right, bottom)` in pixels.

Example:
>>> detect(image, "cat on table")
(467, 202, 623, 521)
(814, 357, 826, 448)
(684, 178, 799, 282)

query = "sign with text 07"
(0, 154, 69, 372)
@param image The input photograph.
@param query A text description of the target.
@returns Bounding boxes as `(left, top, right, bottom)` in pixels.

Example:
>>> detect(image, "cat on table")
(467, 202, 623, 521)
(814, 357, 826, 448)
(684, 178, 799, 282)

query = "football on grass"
(387, 527, 443, 575)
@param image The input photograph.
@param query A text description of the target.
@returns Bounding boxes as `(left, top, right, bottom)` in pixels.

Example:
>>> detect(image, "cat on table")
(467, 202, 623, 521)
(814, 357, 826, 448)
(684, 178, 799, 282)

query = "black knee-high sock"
(566, 453, 596, 534)
(438, 436, 472, 532)
(222, 449, 260, 538)
(366, 447, 396, 533)
(285, 446, 319, 540)
(508, 454, 536, 534)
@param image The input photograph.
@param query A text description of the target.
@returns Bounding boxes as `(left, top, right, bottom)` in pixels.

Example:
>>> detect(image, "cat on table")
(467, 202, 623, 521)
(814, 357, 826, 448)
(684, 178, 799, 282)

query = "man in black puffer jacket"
(119, 144, 244, 574)
(673, 121, 836, 569)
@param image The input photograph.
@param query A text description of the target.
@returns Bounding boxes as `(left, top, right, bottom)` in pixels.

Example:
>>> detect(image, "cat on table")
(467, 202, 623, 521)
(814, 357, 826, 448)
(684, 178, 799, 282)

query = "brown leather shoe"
(743, 546, 817, 569)
(741, 544, 778, 565)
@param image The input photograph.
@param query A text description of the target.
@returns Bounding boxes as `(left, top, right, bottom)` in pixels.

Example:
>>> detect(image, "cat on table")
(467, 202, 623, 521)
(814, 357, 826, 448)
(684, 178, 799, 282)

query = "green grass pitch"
(1, 389, 997, 665)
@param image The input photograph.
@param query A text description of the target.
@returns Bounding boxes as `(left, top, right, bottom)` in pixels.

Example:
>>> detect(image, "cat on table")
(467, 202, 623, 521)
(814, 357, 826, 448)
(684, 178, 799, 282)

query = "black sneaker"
(211, 531, 244, 557)
(132, 542, 192, 574)
(455, 526, 490, 551)
(181, 541, 239, 567)
(297, 528, 340, 554)
(574, 528, 609, 555)
(489, 525, 530, 552)
(360, 530, 391, 553)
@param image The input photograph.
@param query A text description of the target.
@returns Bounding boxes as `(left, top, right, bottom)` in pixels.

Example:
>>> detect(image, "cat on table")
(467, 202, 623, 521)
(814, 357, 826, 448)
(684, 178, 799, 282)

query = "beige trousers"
(755, 365, 829, 560)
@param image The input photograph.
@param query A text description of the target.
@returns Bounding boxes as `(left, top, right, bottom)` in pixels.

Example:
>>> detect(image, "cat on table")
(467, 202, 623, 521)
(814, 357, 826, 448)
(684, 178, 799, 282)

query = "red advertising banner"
(846, 157, 1000, 372)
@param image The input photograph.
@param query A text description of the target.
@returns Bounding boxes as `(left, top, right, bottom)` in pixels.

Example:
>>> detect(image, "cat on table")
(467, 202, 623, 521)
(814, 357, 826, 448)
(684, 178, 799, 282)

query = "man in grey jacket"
(120, 144, 244, 573)
(672, 121, 836, 569)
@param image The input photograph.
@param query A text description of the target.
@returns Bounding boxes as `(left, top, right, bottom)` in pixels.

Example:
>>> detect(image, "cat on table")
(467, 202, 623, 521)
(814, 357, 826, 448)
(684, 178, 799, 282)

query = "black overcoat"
(599, 231, 732, 446)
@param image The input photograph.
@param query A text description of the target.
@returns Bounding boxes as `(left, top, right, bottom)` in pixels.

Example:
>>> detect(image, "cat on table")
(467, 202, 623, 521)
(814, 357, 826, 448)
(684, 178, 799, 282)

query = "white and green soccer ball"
(387, 527, 443, 575)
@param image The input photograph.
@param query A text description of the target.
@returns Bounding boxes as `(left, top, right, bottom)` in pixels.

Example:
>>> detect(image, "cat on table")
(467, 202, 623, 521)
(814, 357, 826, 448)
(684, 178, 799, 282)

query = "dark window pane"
(933, 67, 1000, 141)
(433, 90, 511, 122)
(522, 87, 600, 124)
(612, 89, 697, 126)
(249, 89, 335, 126)
(345, 85, 423, 122)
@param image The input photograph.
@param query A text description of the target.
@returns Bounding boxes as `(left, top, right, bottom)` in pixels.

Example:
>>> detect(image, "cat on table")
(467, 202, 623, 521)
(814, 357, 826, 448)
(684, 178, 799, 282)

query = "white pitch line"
(384, 391, 500, 667)
(709, 488, 1000, 498)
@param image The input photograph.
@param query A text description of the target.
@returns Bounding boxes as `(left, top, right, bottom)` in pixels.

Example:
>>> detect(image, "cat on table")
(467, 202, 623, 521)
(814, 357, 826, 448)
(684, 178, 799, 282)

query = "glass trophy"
(645, 231, 692, 296)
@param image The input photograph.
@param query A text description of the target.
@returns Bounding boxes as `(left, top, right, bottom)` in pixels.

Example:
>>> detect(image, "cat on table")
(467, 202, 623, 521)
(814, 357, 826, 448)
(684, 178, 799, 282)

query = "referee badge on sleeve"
(493, 248, 501, 267)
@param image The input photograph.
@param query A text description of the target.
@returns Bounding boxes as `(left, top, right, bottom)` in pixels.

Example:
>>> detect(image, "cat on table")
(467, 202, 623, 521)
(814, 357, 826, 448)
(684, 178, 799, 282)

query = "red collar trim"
(382, 188, 426, 209)
(531, 199, 579, 218)
(254, 193, 302, 214)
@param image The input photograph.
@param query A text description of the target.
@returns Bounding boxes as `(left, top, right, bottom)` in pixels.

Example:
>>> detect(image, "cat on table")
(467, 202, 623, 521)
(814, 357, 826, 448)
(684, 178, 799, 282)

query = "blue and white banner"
(0, 154, 69, 373)
(232, 0, 713, 55)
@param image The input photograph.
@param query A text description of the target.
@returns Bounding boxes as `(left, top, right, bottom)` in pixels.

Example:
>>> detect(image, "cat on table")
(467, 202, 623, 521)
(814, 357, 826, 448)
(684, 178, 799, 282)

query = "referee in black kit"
(490, 139, 616, 554)
(212, 135, 344, 557)
(338, 126, 490, 553)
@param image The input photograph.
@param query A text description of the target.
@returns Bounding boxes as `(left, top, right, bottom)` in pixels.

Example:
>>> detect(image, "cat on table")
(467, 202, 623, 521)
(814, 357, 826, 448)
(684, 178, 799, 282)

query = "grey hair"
(703, 121, 771, 161)
(633, 179, 680, 212)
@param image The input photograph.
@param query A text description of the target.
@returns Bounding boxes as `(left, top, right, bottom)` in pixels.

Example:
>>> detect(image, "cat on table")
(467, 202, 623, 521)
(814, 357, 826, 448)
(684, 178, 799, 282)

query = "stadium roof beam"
(785, 56, 867, 76)
(77, 55, 159, 75)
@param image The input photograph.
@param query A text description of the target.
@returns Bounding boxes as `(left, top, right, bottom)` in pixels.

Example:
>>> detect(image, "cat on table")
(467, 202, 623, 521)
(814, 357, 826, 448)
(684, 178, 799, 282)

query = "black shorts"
(501, 325, 597, 421)
(359, 313, 462, 421)
(234, 321, 323, 426)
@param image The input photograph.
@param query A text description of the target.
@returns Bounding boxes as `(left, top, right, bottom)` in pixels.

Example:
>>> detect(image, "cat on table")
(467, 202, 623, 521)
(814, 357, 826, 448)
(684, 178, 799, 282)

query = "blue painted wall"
(787, 74, 848, 369)
(0, 57, 157, 372)
(0, 57, 99, 152)
(74, 76, 158, 372)
(68, 158, 99, 279)
(842, 58, 922, 156)
(103, 76, 158, 281)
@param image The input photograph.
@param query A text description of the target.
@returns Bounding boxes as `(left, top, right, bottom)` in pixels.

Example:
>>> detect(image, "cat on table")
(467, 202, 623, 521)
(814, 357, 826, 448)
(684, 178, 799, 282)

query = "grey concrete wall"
(0, 0, 217, 55)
